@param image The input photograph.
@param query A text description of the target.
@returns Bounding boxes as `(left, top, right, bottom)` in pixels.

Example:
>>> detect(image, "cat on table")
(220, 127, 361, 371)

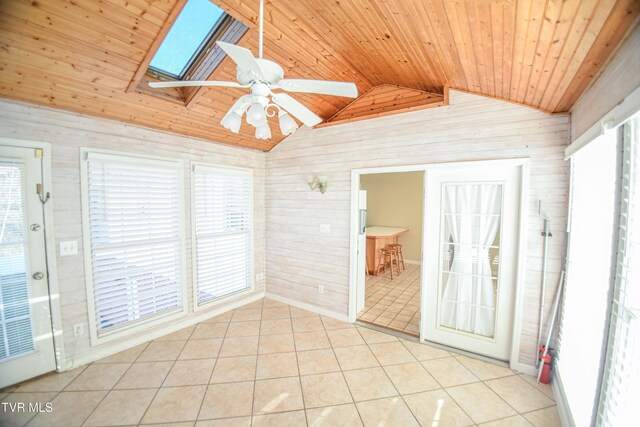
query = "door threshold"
(355, 320, 420, 341)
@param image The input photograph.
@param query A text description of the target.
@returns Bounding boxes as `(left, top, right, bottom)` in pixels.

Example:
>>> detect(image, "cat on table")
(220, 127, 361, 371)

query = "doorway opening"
(356, 171, 424, 337)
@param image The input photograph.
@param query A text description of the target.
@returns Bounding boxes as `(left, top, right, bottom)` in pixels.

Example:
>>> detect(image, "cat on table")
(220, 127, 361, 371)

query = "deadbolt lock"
(32, 272, 45, 280)
(30, 224, 41, 231)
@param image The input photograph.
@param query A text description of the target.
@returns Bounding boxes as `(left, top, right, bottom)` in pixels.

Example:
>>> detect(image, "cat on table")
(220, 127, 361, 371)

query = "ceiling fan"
(148, 0, 359, 140)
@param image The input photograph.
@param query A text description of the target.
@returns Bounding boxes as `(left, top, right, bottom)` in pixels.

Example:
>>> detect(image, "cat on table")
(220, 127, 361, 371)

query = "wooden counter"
(366, 226, 409, 275)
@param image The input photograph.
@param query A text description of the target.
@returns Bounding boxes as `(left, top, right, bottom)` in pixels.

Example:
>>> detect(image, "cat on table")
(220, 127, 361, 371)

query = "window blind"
(596, 115, 640, 426)
(84, 152, 184, 336)
(193, 165, 252, 306)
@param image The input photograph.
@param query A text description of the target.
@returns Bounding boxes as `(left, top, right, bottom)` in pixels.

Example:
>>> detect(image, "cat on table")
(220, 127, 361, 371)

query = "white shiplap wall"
(570, 27, 640, 141)
(0, 100, 266, 367)
(266, 90, 569, 367)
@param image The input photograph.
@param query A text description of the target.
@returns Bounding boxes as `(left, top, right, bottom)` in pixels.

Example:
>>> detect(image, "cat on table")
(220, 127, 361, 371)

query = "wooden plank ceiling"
(0, 0, 638, 151)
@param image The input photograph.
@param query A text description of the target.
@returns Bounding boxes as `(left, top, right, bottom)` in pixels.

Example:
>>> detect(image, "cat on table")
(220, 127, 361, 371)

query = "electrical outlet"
(319, 224, 331, 234)
(59, 240, 78, 256)
(73, 323, 84, 337)
(318, 285, 324, 294)
(255, 273, 264, 282)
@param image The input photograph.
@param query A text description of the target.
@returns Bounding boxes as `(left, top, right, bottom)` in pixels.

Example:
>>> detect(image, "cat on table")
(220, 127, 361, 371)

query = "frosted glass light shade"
(278, 111, 298, 135)
(221, 112, 242, 133)
(247, 103, 266, 127)
(255, 124, 272, 140)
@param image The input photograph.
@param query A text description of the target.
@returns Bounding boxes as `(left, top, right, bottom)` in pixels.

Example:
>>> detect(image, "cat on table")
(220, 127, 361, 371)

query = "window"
(146, 0, 247, 84)
(192, 164, 252, 307)
(82, 151, 186, 340)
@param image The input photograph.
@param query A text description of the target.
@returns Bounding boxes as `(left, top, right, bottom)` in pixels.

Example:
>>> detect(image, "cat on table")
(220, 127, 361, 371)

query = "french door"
(422, 162, 522, 360)
(0, 144, 56, 388)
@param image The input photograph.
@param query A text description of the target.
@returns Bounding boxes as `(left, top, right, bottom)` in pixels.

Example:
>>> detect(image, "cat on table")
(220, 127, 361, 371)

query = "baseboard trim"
(65, 291, 265, 370)
(404, 259, 421, 265)
(552, 371, 576, 427)
(264, 292, 349, 322)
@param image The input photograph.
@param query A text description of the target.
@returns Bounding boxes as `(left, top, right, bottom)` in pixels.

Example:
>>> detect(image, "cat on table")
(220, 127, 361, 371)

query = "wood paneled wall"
(265, 90, 569, 368)
(570, 27, 640, 141)
(0, 99, 266, 366)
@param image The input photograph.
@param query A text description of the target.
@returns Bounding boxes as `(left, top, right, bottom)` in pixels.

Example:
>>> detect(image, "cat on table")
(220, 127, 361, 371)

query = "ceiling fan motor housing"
(237, 59, 284, 85)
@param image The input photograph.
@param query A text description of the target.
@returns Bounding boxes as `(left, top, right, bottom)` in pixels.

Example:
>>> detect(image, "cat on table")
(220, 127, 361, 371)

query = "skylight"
(149, 0, 226, 78)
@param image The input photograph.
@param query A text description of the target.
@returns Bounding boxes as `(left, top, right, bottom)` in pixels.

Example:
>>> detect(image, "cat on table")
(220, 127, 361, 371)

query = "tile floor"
(0, 298, 561, 426)
(358, 263, 421, 335)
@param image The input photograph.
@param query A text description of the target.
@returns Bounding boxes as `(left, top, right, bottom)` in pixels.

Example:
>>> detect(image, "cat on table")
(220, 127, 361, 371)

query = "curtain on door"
(440, 184, 501, 337)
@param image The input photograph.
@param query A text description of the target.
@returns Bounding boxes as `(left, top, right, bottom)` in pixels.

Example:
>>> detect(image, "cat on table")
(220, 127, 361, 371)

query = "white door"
(356, 190, 367, 313)
(422, 162, 522, 360)
(0, 144, 56, 388)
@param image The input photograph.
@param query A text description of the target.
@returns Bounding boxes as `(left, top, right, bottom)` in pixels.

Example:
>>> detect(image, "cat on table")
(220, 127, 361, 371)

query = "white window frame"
(190, 161, 254, 311)
(80, 148, 188, 345)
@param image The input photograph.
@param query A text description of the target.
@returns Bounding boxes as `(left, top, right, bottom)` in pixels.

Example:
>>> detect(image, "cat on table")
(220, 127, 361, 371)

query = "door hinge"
(35, 148, 44, 159)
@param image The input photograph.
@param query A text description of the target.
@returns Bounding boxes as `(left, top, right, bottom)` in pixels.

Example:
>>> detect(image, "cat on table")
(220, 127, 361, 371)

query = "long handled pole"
(537, 269, 566, 382)
(536, 203, 552, 368)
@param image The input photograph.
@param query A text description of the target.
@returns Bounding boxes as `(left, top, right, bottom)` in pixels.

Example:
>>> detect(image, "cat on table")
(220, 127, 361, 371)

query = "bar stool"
(378, 246, 401, 279)
(388, 243, 405, 271)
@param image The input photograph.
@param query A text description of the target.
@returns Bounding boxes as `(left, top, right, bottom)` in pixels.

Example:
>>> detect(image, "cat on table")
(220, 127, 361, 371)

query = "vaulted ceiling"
(0, 0, 638, 151)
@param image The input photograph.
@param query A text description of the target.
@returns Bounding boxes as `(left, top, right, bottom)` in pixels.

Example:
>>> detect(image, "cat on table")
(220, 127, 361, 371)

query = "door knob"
(32, 272, 45, 280)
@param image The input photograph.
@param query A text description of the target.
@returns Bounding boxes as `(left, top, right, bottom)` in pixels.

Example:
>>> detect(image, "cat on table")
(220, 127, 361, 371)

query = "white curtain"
(440, 184, 501, 337)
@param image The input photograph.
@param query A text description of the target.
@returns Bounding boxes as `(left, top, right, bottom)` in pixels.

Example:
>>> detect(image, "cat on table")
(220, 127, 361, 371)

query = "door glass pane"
(439, 183, 502, 338)
(0, 160, 35, 360)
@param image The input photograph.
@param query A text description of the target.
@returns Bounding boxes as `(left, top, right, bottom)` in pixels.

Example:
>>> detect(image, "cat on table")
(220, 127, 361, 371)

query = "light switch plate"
(59, 240, 78, 256)
(319, 224, 331, 234)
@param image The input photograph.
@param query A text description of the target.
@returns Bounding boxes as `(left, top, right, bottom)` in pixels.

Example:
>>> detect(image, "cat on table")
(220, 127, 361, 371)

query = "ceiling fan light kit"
(149, 0, 358, 140)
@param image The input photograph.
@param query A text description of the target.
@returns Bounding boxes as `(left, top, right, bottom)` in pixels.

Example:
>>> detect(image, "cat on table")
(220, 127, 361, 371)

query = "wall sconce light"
(307, 176, 329, 194)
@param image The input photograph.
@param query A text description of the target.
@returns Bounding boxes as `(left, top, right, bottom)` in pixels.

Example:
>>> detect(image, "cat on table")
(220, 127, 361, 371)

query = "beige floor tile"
(251, 410, 306, 427)
(333, 345, 380, 371)
(326, 329, 365, 348)
(290, 306, 317, 318)
(256, 352, 299, 379)
(232, 308, 262, 322)
(456, 355, 515, 381)
(383, 362, 439, 394)
(401, 340, 451, 361)
(356, 396, 419, 427)
(179, 339, 223, 360)
(519, 374, 556, 401)
(201, 311, 233, 323)
(94, 344, 148, 364)
(403, 389, 474, 427)
(15, 367, 86, 392)
(66, 363, 130, 391)
(258, 333, 295, 354)
(294, 331, 331, 351)
(300, 372, 353, 408)
(210, 355, 257, 383)
(191, 323, 229, 340)
(446, 382, 517, 424)
(260, 319, 292, 335)
(479, 415, 534, 426)
(369, 341, 416, 365)
(306, 403, 363, 427)
(164, 359, 216, 386)
(226, 321, 261, 337)
(138, 341, 187, 362)
(0, 392, 58, 427)
(142, 385, 207, 424)
(485, 375, 555, 413)
(522, 406, 561, 427)
(422, 357, 479, 387)
(85, 388, 157, 426)
(261, 307, 291, 320)
(27, 390, 106, 427)
(262, 299, 287, 308)
(356, 327, 398, 344)
(155, 326, 196, 341)
(218, 336, 259, 357)
(342, 367, 398, 401)
(195, 417, 251, 427)
(115, 361, 173, 389)
(253, 377, 304, 414)
(320, 316, 354, 330)
(198, 382, 254, 419)
(292, 316, 324, 332)
(297, 349, 340, 375)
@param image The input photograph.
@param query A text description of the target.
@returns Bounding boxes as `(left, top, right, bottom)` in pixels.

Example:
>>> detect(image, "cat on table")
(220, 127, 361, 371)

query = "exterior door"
(0, 144, 56, 388)
(356, 190, 367, 313)
(422, 162, 522, 360)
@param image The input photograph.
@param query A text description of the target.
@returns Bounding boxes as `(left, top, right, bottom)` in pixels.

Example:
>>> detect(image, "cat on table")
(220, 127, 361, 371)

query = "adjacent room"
(0, 0, 638, 426)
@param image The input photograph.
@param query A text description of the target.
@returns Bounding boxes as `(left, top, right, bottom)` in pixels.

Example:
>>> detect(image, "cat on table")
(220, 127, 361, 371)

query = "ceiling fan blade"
(216, 41, 264, 80)
(272, 93, 322, 127)
(277, 79, 358, 98)
(148, 80, 246, 88)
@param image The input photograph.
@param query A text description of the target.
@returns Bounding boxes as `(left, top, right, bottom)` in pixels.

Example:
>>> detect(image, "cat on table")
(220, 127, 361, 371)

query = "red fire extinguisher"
(538, 346, 553, 384)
